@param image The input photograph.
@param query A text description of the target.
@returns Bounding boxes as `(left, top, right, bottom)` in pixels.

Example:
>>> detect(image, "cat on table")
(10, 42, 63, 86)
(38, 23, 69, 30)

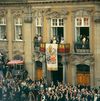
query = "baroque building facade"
(0, 0, 100, 88)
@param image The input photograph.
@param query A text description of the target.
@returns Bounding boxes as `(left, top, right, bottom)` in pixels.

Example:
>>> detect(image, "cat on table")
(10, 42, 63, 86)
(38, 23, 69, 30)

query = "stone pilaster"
(72, 65, 76, 86)
(94, 5, 100, 87)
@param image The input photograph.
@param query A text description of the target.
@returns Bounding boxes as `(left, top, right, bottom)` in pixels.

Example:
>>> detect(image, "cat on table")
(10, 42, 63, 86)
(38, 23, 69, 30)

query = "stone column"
(63, 62, 67, 84)
(42, 54, 47, 79)
(32, 60, 36, 80)
(24, 22, 33, 79)
(62, 55, 67, 84)
(72, 65, 76, 86)
(90, 64, 94, 88)
(94, 5, 100, 87)
(7, 9, 13, 59)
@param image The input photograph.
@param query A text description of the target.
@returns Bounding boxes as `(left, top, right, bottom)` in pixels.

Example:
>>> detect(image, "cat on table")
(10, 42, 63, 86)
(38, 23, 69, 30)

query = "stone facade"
(0, 0, 100, 87)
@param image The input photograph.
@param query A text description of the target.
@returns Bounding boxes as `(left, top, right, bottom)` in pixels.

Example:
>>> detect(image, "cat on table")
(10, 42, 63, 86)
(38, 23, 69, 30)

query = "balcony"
(74, 42, 90, 53)
(35, 42, 70, 54)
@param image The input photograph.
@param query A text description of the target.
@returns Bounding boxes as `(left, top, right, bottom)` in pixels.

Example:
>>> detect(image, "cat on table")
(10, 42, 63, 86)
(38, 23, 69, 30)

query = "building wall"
(0, 1, 100, 87)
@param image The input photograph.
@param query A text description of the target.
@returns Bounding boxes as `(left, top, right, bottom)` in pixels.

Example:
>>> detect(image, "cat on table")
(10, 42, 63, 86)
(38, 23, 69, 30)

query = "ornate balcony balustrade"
(39, 43, 70, 54)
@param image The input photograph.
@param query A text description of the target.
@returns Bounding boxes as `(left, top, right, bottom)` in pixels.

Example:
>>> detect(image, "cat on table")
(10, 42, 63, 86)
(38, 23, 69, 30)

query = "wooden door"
(36, 67, 42, 80)
(77, 73, 90, 85)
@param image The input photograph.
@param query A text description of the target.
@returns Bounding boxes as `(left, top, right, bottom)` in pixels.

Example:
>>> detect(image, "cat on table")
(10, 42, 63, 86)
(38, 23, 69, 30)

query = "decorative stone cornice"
(70, 54, 94, 65)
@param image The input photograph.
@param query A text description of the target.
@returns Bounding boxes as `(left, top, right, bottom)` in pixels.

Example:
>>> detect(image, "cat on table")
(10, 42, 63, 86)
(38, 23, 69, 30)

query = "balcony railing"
(34, 42, 70, 54)
(74, 42, 90, 53)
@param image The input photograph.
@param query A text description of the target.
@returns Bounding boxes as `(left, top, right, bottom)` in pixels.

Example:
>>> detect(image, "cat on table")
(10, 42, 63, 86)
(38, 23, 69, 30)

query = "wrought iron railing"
(74, 42, 90, 53)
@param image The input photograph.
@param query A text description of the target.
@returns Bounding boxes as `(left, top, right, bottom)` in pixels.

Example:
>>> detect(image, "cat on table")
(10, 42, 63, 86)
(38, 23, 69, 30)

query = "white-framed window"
(75, 17, 90, 49)
(14, 17, 23, 41)
(75, 17, 90, 27)
(36, 17, 42, 35)
(51, 18, 64, 27)
(0, 17, 6, 40)
(51, 18, 64, 43)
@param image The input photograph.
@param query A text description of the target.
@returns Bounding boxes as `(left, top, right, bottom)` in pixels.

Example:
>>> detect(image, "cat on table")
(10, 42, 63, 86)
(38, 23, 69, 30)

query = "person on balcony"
(60, 37, 64, 44)
(53, 36, 57, 44)
(38, 35, 42, 43)
(34, 35, 38, 48)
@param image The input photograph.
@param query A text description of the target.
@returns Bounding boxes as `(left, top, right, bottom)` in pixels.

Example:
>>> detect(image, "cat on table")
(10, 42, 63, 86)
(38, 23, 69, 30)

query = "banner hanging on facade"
(46, 44, 58, 71)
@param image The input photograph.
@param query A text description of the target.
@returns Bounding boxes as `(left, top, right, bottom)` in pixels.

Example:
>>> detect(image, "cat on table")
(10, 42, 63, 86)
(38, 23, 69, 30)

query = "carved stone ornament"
(0, 8, 7, 16)
(94, 11, 100, 22)
(45, 8, 69, 19)
(70, 54, 94, 65)
(72, 8, 93, 17)
(13, 42, 24, 54)
(11, 8, 24, 17)
(32, 8, 44, 18)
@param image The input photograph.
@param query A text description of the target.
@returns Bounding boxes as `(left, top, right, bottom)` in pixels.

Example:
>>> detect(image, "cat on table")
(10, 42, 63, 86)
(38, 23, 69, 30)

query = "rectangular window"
(51, 18, 64, 27)
(75, 17, 90, 27)
(0, 17, 6, 40)
(36, 17, 42, 35)
(51, 18, 64, 43)
(14, 17, 22, 41)
(75, 17, 90, 50)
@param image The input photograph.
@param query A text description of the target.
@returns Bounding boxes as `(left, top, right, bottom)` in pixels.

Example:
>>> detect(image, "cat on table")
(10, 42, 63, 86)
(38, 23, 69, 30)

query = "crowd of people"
(0, 65, 100, 101)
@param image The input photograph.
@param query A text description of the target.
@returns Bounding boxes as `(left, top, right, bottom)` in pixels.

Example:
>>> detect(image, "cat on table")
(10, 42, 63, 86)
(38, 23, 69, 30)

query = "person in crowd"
(0, 83, 2, 101)
(0, 61, 100, 101)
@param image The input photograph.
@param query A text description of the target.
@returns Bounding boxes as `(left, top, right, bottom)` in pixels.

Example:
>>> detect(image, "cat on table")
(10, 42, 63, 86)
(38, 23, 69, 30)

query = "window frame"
(14, 17, 23, 41)
(75, 16, 90, 49)
(0, 17, 6, 40)
(36, 17, 43, 35)
(51, 18, 64, 38)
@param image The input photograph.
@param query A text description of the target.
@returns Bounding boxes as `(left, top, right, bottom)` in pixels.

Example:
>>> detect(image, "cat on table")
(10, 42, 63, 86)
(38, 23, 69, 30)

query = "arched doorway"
(35, 61, 42, 80)
(76, 64, 90, 85)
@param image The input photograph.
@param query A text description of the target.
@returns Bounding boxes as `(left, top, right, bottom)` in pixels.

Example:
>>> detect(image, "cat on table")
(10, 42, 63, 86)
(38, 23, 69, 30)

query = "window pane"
(59, 19, 64, 26)
(0, 17, 6, 24)
(37, 27, 42, 35)
(15, 17, 22, 40)
(52, 27, 57, 36)
(36, 17, 43, 35)
(84, 17, 89, 26)
(0, 26, 6, 39)
(15, 18, 22, 24)
(52, 19, 57, 26)
(36, 17, 42, 26)
(76, 17, 82, 26)
(15, 26, 22, 40)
